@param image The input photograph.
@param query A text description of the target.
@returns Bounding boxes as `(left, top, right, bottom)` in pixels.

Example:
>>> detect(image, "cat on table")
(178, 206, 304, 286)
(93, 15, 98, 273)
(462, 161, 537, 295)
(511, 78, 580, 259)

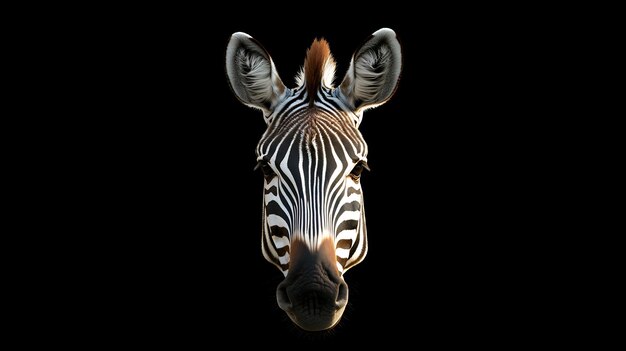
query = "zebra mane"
(295, 39, 337, 104)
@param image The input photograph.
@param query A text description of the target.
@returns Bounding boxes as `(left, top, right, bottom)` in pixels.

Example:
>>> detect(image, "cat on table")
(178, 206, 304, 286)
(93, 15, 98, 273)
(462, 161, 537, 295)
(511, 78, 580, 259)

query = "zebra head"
(226, 28, 402, 331)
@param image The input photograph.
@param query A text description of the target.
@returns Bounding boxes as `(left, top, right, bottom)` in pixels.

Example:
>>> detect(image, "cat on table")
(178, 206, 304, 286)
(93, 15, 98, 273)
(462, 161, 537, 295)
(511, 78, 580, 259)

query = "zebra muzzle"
(275, 238, 348, 331)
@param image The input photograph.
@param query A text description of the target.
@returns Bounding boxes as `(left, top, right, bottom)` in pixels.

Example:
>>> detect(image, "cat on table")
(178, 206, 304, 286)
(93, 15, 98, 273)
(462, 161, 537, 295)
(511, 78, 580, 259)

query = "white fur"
(322, 56, 337, 88)
(235, 48, 273, 103)
(354, 45, 391, 102)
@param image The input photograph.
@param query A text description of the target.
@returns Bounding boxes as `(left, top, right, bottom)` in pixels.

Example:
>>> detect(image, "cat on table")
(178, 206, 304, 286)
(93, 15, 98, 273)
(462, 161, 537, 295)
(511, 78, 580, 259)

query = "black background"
(81, 9, 552, 347)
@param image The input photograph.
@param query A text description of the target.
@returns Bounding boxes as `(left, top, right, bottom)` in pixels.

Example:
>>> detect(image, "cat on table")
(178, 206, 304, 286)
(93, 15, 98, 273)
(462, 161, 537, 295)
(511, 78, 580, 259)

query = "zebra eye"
(255, 160, 276, 179)
(350, 161, 369, 180)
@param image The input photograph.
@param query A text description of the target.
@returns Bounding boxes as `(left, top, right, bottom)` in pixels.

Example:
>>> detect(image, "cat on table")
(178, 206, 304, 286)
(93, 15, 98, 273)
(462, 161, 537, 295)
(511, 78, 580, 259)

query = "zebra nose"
(276, 276, 349, 331)
(276, 279, 348, 313)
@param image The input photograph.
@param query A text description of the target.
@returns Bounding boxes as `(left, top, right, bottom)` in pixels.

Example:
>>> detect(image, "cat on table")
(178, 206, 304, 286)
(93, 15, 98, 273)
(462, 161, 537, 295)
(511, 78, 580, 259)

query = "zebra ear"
(338, 28, 402, 113)
(226, 32, 286, 116)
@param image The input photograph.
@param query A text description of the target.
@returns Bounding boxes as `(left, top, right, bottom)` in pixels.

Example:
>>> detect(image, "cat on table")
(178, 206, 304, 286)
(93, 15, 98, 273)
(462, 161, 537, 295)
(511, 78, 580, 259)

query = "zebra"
(226, 28, 402, 331)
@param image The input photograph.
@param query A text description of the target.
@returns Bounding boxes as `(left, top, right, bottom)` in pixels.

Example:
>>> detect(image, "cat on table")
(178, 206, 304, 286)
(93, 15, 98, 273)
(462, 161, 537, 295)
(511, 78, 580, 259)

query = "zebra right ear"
(226, 32, 286, 116)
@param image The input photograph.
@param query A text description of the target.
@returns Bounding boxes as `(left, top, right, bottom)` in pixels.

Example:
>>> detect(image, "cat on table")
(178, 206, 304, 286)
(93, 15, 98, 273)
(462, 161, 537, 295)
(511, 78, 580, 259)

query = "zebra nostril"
(276, 283, 292, 312)
(335, 280, 348, 309)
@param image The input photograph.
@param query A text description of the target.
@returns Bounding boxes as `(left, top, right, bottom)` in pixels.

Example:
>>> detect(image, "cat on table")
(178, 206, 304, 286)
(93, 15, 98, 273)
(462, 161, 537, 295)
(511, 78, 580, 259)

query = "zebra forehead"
(262, 118, 365, 162)
(274, 107, 361, 139)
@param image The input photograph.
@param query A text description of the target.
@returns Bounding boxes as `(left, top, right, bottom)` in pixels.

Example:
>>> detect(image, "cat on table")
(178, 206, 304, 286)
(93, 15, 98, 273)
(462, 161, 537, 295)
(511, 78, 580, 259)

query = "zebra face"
(256, 103, 369, 276)
(256, 113, 368, 330)
(226, 28, 402, 331)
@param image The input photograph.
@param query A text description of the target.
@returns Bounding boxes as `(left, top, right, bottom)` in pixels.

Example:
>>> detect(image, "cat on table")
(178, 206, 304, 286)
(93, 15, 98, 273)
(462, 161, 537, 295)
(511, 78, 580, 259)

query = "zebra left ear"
(339, 28, 402, 113)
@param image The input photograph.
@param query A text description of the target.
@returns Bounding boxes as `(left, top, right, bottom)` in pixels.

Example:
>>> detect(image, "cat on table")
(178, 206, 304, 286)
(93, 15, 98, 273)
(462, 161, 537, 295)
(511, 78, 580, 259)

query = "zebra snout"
(277, 278, 348, 311)
(276, 271, 349, 331)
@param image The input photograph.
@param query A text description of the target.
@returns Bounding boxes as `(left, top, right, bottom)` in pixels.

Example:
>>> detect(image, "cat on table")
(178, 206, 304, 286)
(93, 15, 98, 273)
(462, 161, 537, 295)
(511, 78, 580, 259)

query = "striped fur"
(226, 28, 401, 279)
(257, 86, 368, 276)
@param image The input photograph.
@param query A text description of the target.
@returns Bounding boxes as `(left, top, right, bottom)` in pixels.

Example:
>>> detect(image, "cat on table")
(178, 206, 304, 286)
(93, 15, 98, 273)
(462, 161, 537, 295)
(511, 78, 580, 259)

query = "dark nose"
(276, 272, 348, 331)
(277, 277, 348, 312)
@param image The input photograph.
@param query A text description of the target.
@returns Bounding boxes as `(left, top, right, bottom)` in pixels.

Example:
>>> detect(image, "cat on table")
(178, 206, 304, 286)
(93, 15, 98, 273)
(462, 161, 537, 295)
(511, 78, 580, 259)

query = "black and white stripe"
(257, 87, 368, 276)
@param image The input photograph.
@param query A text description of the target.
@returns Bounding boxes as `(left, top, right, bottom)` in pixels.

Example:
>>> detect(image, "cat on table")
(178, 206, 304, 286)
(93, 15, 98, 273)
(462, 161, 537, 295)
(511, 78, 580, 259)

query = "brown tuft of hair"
(304, 38, 331, 105)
